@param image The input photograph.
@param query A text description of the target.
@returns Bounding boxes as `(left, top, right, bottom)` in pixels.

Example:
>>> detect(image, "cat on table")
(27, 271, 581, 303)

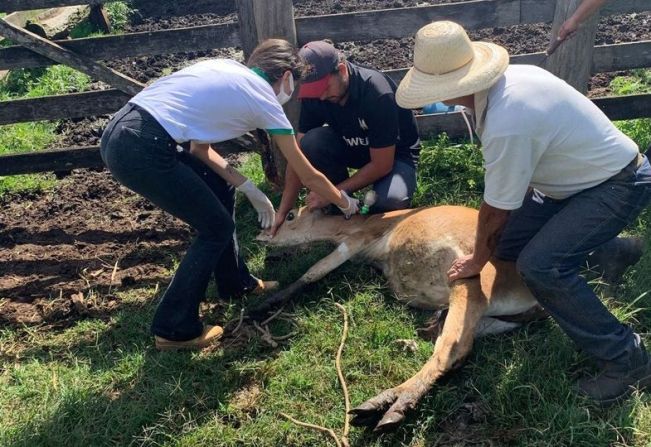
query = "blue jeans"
(100, 103, 256, 341)
(300, 126, 418, 212)
(496, 155, 651, 366)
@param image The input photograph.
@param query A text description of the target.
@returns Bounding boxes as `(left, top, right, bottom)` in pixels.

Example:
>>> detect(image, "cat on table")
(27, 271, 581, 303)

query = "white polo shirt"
(130, 59, 294, 144)
(476, 65, 639, 210)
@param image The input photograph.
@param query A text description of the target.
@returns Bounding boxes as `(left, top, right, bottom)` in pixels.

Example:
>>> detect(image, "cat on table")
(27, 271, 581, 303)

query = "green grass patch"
(0, 66, 92, 197)
(413, 134, 484, 208)
(2, 150, 651, 446)
(611, 69, 651, 151)
(69, 1, 133, 37)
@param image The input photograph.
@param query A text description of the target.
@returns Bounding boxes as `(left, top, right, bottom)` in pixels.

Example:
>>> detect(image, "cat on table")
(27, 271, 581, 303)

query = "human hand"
(269, 210, 288, 237)
(306, 191, 329, 210)
(557, 17, 579, 42)
(236, 179, 275, 229)
(447, 254, 484, 281)
(337, 190, 359, 219)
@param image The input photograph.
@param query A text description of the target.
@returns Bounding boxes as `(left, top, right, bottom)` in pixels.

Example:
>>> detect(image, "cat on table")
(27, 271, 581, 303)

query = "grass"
(2, 145, 651, 446)
(1, 66, 651, 446)
(0, 2, 129, 198)
(611, 69, 651, 151)
(0, 66, 92, 196)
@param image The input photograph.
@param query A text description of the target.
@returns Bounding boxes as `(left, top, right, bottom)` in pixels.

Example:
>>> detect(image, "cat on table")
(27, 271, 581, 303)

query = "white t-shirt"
(476, 65, 639, 210)
(129, 59, 294, 144)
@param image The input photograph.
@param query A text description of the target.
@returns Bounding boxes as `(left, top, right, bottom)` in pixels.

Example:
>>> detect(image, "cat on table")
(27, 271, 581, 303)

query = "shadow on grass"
(4, 297, 283, 446)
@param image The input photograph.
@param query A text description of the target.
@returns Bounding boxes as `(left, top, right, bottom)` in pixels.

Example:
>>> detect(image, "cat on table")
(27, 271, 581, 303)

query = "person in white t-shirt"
(397, 21, 651, 406)
(100, 39, 359, 351)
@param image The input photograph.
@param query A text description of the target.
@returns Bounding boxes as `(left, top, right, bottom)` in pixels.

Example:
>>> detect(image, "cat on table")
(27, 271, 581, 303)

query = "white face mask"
(276, 72, 295, 105)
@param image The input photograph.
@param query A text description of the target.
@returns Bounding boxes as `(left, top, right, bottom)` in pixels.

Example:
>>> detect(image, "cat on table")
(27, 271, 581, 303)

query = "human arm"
(306, 145, 395, 210)
(272, 133, 358, 215)
(447, 202, 510, 280)
(189, 142, 275, 228)
(447, 134, 538, 280)
(557, 0, 607, 41)
(270, 163, 304, 236)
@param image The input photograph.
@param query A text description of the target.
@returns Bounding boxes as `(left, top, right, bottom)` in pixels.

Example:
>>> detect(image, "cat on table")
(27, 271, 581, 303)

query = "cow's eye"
(287, 211, 295, 221)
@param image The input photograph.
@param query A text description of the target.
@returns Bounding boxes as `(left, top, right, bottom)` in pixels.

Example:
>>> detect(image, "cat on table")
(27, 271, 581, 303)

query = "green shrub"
(105, 1, 134, 31)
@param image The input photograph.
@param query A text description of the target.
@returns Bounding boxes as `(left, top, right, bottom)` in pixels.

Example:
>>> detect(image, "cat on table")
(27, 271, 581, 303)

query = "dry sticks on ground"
(281, 303, 352, 447)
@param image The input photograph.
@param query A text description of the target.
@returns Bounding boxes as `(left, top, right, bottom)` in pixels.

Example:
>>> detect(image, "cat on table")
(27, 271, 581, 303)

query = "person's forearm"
(572, 0, 607, 24)
(273, 134, 348, 208)
(278, 165, 303, 215)
(472, 201, 511, 267)
(337, 161, 392, 193)
(190, 142, 247, 187)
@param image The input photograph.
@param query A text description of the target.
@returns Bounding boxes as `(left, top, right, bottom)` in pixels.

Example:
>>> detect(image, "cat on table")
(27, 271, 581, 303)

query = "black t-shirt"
(298, 62, 420, 163)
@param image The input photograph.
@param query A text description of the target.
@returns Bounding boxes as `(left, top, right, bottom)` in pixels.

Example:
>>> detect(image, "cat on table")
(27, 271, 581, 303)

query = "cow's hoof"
(349, 410, 383, 428)
(349, 390, 398, 428)
(374, 411, 406, 433)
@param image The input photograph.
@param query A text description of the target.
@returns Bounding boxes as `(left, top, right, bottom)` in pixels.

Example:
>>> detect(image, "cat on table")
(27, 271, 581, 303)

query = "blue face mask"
(276, 72, 295, 105)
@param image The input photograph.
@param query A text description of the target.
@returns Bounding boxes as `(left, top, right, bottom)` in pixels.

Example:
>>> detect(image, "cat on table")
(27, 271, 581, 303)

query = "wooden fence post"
(237, 0, 298, 190)
(545, 0, 600, 94)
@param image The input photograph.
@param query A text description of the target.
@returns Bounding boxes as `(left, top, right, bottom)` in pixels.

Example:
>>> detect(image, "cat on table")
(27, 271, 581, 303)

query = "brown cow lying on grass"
(254, 205, 546, 432)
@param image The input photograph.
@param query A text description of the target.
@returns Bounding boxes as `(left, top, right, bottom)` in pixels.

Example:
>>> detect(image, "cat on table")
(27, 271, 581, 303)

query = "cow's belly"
(379, 238, 461, 310)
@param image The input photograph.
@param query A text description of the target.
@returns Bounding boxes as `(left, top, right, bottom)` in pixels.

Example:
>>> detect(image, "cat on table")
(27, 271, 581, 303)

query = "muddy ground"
(1, 1, 649, 327)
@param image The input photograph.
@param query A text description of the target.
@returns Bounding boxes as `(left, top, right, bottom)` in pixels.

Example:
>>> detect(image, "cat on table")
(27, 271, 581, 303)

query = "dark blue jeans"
(100, 103, 256, 341)
(300, 126, 418, 212)
(496, 155, 651, 366)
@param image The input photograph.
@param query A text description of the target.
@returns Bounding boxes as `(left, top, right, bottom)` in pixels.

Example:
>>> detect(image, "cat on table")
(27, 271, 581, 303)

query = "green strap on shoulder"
(250, 67, 271, 83)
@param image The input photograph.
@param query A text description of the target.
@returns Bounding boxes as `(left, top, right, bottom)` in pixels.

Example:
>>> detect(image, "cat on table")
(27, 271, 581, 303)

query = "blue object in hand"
(422, 102, 456, 114)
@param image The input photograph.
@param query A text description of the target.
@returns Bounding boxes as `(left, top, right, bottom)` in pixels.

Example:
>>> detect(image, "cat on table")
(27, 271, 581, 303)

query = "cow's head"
(256, 206, 340, 247)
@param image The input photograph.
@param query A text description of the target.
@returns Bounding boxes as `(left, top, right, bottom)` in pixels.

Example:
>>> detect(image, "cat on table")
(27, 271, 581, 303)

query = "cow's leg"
(248, 240, 363, 318)
(350, 278, 488, 432)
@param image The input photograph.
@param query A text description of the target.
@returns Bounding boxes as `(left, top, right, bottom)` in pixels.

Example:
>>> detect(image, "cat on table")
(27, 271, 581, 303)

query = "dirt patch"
(5, 1, 649, 327)
(0, 170, 190, 326)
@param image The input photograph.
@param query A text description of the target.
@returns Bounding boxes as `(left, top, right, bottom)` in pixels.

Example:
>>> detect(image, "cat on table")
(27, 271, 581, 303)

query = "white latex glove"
(236, 179, 276, 229)
(337, 190, 360, 219)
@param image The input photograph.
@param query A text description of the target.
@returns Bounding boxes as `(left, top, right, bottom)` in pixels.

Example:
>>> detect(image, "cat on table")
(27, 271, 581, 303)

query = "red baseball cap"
(298, 41, 340, 99)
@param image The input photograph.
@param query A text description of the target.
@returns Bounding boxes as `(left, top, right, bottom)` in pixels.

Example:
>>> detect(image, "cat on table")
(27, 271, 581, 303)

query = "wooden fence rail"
(3, 90, 649, 176)
(0, 23, 240, 70)
(2, 40, 650, 126)
(0, 0, 236, 14)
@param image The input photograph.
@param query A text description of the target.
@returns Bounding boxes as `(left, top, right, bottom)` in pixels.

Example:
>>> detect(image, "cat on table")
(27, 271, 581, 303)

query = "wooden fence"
(0, 0, 650, 177)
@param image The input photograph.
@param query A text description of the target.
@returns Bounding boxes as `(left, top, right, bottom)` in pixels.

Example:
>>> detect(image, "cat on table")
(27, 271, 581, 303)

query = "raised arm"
(557, 0, 607, 41)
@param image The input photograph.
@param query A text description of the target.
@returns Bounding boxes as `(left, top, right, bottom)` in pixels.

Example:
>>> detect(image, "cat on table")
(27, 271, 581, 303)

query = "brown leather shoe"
(154, 325, 224, 351)
(251, 278, 279, 295)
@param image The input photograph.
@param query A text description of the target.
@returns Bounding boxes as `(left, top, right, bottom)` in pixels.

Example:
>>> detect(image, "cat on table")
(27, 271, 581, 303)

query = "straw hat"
(396, 21, 509, 108)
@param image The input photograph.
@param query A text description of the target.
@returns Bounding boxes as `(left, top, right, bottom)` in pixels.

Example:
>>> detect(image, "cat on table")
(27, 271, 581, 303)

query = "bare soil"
(1, 1, 649, 326)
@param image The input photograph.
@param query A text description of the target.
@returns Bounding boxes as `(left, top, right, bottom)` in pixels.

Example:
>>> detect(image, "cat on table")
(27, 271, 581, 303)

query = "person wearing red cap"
(270, 40, 421, 235)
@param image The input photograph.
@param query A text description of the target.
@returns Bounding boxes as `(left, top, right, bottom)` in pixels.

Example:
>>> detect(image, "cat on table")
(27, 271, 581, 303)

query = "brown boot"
(154, 325, 224, 351)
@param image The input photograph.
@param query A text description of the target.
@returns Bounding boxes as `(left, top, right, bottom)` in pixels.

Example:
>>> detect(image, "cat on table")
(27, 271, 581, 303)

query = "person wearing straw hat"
(270, 40, 421, 235)
(397, 20, 651, 406)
